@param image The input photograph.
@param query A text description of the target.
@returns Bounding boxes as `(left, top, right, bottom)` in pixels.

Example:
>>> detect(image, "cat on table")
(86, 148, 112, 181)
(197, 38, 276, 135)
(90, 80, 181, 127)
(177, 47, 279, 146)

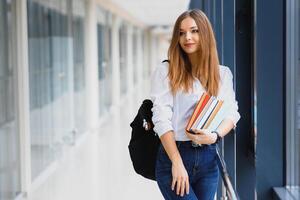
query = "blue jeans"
(155, 141, 219, 200)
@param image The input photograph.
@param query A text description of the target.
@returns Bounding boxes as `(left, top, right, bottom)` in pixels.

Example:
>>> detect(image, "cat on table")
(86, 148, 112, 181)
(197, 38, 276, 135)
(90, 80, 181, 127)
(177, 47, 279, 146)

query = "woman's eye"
(192, 29, 199, 33)
(179, 32, 185, 36)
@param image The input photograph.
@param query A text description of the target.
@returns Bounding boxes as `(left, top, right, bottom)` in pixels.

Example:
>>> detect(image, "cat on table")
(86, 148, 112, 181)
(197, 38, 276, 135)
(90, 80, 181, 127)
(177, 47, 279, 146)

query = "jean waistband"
(175, 141, 216, 149)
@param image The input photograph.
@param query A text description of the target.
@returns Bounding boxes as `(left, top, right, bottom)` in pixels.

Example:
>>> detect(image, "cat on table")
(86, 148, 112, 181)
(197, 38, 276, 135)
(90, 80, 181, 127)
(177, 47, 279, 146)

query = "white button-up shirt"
(150, 62, 241, 141)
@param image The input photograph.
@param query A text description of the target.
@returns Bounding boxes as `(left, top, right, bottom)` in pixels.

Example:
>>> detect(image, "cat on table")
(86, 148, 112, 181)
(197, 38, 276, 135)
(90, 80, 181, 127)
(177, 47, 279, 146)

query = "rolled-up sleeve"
(150, 64, 174, 137)
(222, 67, 241, 128)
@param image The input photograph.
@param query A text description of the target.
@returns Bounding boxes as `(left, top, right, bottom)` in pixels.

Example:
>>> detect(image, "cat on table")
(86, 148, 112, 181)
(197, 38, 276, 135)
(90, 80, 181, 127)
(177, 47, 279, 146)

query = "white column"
(111, 15, 121, 107)
(136, 29, 144, 85)
(149, 33, 158, 73)
(67, 1, 75, 135)
(143, 30, 151, 78)
(156, 35, 169, 65)
(84, 0, 99, 130)
(14, 0, 32, 198)
(126, 25, 134, 94)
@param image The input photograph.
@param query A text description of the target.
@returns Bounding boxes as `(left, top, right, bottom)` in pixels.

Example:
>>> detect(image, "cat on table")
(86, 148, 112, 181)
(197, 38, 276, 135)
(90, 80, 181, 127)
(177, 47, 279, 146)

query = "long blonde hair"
(168, 9, 220, 96)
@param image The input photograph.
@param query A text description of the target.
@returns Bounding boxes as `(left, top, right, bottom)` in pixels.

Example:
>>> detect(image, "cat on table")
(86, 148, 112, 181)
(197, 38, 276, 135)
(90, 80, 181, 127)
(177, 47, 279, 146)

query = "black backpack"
(128, 99, 160, 181)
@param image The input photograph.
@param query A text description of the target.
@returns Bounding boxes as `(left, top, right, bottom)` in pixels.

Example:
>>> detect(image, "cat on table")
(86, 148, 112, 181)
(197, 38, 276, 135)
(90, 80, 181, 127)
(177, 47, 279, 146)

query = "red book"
(186, 93, 210, 132)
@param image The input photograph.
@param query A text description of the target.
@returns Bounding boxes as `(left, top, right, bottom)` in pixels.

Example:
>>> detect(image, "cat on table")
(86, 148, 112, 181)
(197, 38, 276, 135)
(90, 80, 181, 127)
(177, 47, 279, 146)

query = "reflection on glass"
(97, 8, 113, 116)
(0, 0, 21, 199)
(27, 0, 86, 180)
(72, 0, 87, 136)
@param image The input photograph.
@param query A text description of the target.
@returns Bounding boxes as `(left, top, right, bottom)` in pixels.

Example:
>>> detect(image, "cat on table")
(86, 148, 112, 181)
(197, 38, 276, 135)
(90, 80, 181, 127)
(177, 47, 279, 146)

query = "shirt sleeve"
(150, 64, 174, 137)
(222, 67, 241, 128)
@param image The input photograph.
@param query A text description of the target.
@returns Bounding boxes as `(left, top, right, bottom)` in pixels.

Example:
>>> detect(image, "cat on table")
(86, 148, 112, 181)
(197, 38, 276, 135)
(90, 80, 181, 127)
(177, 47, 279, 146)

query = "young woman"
(150, 9, 240, 200)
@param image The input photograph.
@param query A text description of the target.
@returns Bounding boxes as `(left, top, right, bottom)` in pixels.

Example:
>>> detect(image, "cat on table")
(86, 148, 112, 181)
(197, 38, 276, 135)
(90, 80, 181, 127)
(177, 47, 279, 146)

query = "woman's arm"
(150, 64, 189, 196)
(160, 131, 189, 196)
(160, 131, 181, 163)
(186, 67, 240, 144)
(186, 119, 235, 145)
(216, 118, 235, 137)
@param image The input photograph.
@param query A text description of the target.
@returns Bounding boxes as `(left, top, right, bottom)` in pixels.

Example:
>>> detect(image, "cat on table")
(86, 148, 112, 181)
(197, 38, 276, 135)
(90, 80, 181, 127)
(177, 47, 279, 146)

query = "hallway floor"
(30, 83, 163, 200)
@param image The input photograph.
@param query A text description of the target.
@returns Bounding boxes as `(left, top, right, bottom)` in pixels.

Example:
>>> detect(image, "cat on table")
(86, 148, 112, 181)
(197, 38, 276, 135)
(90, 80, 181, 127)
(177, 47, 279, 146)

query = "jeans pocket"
(207, 144, 217, 150)
(199, 146, 217, 167)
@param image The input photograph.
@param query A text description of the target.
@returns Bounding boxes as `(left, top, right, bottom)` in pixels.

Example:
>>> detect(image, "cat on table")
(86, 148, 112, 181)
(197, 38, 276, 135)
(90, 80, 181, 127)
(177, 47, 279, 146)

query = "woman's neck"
(188, 52, 199, 68)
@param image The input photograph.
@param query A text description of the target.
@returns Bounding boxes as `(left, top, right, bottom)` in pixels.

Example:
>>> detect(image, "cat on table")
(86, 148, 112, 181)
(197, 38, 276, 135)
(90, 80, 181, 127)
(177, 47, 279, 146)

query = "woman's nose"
(185, 32, 192, 40)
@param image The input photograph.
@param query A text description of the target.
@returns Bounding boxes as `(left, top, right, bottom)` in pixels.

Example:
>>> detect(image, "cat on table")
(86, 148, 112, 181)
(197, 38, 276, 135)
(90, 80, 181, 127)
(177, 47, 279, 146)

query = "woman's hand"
(171, 159, 190, 197)
(159, 131, 190, 196)
(186, 129, 217, 145)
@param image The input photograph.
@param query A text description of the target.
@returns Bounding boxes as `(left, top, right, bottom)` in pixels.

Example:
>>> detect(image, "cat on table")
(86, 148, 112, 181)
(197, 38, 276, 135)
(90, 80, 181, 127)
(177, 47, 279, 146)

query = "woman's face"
(179, 17, 200, 54)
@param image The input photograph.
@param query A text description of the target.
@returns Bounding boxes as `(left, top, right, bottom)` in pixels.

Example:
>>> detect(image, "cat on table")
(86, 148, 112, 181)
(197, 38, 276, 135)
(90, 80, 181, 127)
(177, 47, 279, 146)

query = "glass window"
(97, 7, 113, 116)
(27, 0, 86, 180)
(0, 0, 21, 199)
(286, 0, 300, 198)
(72, 0, 87, 135)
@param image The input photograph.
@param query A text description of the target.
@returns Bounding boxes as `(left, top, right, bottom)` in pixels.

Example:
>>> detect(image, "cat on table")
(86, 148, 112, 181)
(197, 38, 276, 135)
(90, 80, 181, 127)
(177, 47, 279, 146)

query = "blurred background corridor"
(0, 0, 299, 199)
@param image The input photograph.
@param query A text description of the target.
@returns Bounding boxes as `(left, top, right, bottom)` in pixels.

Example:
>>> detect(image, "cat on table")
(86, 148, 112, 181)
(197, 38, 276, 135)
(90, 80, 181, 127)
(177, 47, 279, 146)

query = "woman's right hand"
(159, 131, 189, 197)
(171, 159, 190, 197)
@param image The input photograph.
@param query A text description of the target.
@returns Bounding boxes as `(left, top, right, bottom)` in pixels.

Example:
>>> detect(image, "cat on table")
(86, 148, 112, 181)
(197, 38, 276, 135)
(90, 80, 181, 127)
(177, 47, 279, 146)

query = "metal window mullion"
(253, 1, 257, 198)
(286, 0, 297, 188)
(220, 0, 225, 197)
(295, 0, 300, 188)
(233, 0, 237, 191)
(286, 0, 292, 188)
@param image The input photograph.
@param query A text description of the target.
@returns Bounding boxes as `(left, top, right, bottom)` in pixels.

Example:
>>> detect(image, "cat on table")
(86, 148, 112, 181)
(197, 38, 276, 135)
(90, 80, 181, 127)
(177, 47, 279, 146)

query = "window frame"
(286, 0, 300, 197)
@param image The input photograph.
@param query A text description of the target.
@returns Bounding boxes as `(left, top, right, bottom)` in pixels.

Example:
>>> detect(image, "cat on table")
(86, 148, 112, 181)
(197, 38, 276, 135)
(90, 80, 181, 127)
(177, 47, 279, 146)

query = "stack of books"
(186, 92, 229, 134)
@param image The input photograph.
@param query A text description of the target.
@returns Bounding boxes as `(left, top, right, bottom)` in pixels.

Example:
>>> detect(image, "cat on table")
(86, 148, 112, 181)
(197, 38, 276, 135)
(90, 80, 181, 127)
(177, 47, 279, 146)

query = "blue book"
(195, 97, 218, 129)
(207, 101, 230, 131)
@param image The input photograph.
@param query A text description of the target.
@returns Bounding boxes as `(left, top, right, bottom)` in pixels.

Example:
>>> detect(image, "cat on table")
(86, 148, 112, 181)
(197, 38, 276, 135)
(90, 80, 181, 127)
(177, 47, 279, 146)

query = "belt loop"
(192, 142, 201, 148)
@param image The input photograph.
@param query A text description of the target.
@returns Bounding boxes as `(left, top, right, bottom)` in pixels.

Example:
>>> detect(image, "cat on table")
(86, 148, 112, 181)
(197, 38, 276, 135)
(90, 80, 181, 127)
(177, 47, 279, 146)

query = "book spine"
(196, 98, 218, 129)
(185, 92, 206, 131)
(187, 93, 210, 132)
(207, 102, 229, 131)
(191, 97, 213, 131)
(203, 100, 223, 129)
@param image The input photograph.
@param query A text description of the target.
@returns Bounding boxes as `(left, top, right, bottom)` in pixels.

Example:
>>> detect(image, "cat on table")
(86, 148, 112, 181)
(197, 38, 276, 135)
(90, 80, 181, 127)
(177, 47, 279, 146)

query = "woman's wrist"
(210, 132, 218, 143)
(170, 151, 183, 165)
(211, 130, 222, 144)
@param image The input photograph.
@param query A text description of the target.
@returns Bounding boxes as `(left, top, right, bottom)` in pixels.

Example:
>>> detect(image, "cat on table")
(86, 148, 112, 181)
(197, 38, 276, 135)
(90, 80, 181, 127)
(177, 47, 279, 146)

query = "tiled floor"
(30, 83, 164, 200)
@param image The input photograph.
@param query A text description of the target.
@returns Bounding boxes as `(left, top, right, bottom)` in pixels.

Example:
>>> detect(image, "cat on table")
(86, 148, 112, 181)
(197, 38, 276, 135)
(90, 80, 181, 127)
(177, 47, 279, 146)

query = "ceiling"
(110, 0, 190, 27)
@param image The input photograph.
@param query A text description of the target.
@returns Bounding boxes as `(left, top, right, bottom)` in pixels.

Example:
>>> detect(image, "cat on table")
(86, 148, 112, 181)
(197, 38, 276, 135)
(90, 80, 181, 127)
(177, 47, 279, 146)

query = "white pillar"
(149, 33, 158, 73)
(111, 15, 121, 107)
(126, 25, 134, 94)
(14, 0, 32, 198)
(84, 0, 99, 130)
(143, 30, 151, 78)
(157, 35, 169, 65)
(136, 29, 143, 85)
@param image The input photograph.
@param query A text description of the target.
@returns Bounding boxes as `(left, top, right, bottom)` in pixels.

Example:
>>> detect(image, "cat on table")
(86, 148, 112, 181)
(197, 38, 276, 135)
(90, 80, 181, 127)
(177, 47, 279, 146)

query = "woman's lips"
(184, 43, 195, 48)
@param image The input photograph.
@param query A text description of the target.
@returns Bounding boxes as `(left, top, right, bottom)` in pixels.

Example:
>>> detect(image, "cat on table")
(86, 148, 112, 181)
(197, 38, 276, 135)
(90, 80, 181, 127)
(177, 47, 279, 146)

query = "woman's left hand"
(186, 129, 217, 145)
